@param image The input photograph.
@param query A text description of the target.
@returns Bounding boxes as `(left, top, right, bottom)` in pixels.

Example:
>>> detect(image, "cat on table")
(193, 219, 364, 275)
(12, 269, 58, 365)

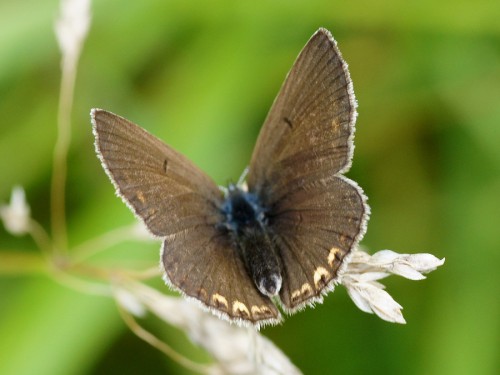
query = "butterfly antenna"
(237, 166, 249, 187)
(218, 185, 229, 196)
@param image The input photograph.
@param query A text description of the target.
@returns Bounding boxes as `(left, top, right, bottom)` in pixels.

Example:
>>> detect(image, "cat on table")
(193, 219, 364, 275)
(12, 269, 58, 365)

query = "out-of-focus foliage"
(0, 0, 499, 374)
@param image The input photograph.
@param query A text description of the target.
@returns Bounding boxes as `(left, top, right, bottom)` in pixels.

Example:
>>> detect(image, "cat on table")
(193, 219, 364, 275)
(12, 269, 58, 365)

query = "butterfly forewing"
(248, 28, 357, 200)
(92, 109, 223, 237)
(247, 29, 368, 310)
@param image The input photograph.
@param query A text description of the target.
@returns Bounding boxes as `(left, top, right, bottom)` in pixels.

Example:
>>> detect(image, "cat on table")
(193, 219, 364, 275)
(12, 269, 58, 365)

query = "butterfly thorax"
(220, 185, 283, 297)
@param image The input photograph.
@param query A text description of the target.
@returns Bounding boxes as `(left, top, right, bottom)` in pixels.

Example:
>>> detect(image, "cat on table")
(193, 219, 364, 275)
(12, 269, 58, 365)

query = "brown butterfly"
(91, 28, 369, 328)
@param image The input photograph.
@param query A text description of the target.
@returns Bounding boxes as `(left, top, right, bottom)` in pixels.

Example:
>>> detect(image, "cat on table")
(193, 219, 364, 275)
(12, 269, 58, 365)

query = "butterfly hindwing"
(271, 175, 367, 310)
(162, 226, 280, 326)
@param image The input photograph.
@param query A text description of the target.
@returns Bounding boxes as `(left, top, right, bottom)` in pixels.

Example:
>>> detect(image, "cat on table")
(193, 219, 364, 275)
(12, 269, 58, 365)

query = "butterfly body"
(92, 28, 369, 327)
(220, 185, 283, 297)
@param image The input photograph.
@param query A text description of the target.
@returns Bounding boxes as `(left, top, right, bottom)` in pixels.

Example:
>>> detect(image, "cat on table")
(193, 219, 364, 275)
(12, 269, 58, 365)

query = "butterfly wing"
(162, 228, 281, 326)
(271, 175, 367, 310)
(92, 109, 279, 324)
(247, 29, 369, 310)
(92, 109, 222, 237)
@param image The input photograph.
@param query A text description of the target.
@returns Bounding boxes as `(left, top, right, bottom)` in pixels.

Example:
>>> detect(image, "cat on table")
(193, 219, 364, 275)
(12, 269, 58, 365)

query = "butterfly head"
(220, 184, 267, 234)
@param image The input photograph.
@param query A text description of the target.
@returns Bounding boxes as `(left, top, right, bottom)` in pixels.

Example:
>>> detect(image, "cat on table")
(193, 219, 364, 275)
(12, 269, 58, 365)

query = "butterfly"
(91, 28, 369, 328)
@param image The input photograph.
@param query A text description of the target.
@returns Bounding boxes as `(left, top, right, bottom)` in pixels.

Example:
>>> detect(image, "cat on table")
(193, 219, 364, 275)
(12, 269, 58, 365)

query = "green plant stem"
(51, 56, 78, 254)
(0, 251, 46, 274)
(71, 224, 148, 263)
(28, 219, 54, 259)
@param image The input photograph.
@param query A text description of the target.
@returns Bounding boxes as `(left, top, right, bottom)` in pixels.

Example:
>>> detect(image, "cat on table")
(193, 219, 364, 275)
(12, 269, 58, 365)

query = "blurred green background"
(1, 0, 499, 374)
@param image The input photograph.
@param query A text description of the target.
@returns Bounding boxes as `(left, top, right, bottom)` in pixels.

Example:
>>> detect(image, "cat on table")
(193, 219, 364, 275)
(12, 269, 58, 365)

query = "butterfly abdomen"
(236, 225, 283, 297)
(220, 185, 283, 297)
